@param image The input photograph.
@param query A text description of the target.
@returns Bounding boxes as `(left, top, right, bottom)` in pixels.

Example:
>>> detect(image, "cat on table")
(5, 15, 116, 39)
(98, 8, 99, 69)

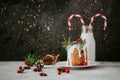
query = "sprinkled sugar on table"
(0, 61, 120, 80)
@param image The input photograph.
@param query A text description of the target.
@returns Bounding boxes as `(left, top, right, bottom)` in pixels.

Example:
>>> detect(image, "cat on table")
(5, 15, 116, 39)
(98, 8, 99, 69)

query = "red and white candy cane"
(89, 14, 107, 31)
(68, 14, 85, 30)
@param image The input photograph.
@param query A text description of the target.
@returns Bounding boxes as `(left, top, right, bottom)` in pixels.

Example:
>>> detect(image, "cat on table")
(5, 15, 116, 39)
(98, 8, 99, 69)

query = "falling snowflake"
(26, 5, 29, 8)
(29, 25, 32, 28)
(38, 5, 41, 8)
(18, 21, 20, 24)
(26, 29, 29, 32)
(47, 27, 50, 31)
(27, 22, 30, 25)
(33, 16, 36, 19)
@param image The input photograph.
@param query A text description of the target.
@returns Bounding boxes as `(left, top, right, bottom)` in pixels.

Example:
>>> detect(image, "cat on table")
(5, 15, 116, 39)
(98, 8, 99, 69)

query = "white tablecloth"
(0, 61, 120, 80)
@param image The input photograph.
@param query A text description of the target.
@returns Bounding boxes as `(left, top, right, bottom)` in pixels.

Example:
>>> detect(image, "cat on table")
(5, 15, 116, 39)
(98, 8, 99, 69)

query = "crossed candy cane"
(67, 13, 107, 31)
(68, 14, 85, 30)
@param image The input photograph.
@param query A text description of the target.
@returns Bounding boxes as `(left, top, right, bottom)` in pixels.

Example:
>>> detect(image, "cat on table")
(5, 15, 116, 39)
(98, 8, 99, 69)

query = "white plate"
(55, 61, 100, 68)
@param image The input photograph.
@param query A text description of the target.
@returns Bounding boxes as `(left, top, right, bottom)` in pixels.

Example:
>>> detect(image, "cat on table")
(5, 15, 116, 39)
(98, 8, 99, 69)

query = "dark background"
(0, 0, 120, 61)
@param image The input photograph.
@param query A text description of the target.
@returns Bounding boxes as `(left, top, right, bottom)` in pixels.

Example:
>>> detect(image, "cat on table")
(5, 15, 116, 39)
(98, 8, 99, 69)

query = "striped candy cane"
(89, 14, 107, 31)
(68, 14, 85, 30)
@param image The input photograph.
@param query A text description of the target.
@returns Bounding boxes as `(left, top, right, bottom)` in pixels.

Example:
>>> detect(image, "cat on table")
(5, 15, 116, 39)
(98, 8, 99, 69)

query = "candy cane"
(89, 14, 107, 31)
(68, 14, 85, 30)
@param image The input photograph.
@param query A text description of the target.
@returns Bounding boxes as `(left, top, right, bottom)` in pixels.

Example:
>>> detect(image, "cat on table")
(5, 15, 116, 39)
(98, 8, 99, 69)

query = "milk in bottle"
(81, 25, 95, 61)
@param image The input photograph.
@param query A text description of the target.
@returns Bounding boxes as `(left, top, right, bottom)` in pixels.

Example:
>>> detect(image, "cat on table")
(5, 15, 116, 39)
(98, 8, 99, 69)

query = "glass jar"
(81, 25, 95, 61)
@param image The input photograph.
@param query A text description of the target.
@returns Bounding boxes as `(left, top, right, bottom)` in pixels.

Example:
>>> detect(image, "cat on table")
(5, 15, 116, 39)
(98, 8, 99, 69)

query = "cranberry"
(58, 71, 61, 75)
(82, 62, 88, 66)
(77, 38, 82, 42)
(24, 61, 28, 65)
(65, 68, 70, 73)
(19, 66, 23, 70)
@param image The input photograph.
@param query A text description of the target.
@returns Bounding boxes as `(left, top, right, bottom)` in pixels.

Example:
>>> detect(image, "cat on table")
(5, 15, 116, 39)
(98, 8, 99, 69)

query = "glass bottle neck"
(82, 25, 93, 33)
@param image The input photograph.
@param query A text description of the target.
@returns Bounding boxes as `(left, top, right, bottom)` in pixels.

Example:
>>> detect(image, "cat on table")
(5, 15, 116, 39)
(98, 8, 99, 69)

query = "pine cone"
(35, 60, 44, 68)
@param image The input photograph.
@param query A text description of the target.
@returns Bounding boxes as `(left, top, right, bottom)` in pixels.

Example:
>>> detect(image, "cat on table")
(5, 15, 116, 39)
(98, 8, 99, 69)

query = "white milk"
(81, 26, 95, 61)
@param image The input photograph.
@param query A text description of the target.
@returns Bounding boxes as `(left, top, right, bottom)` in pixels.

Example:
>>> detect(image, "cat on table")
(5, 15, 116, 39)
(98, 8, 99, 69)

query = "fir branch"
(24, 54, 39, 64)
(62, 37, 86, 50)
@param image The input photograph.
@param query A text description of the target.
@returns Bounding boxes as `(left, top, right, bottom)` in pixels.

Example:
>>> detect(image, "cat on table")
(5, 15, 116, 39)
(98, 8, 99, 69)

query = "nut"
(39, 72, 47, 76)
(57, 67, 66, 72)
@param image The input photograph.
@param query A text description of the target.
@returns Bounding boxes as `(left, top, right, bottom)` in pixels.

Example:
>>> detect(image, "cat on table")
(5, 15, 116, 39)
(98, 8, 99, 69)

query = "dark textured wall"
(0, 0, 120, 61)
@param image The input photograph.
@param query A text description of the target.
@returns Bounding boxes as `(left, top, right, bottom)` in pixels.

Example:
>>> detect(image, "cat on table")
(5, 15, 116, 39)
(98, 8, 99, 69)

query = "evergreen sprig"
(78, 39, 86, 50)
(62, 37, 86, 50)
(24, 54, 39, 64)
(62, 37, 72, 50)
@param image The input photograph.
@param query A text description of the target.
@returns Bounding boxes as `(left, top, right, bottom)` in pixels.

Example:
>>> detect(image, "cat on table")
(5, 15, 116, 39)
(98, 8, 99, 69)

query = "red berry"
(82, 62, 88, 66)
(77, 38, 82, 42)
(19, 66, 23, 70)
(65, 68, 70, 73)
(58, 71, 61, 75)
(24, 61, 28, 65)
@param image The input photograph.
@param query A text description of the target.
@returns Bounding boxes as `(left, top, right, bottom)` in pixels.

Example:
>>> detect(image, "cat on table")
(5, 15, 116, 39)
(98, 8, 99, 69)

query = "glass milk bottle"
(81, 25, 95, 61)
